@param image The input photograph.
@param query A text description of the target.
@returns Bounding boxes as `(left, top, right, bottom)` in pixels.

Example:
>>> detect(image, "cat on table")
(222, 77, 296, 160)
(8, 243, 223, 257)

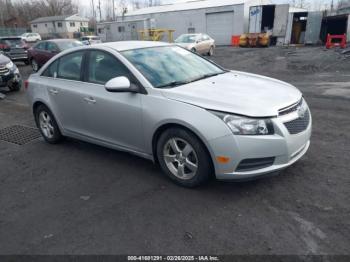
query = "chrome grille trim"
(0, 66, 10, 76)
(278, 99, 303, 116)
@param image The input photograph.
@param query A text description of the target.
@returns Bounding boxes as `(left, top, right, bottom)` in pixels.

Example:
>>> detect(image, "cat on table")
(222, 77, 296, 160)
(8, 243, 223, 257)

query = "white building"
(98, 0, 272, 45)
(30, 14, 89, 39)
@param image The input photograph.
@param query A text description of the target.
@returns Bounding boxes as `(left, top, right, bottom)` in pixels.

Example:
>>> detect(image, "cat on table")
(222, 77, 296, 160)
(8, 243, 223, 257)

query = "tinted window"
(42, 60, 58, 78)
(57, 51, 83, 81)
(47, 42, 59, 52)
(35, 42, 46, 50)
(3, 38, 24, 47)
(87, 51, 131, 85)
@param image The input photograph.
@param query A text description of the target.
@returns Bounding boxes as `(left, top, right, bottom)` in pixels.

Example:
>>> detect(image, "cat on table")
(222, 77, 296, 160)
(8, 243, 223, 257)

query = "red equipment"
(326, 34, 347, 49)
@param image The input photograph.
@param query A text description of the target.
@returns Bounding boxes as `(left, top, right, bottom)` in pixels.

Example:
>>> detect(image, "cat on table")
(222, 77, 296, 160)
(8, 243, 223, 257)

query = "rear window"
(2, 38, 25, 47)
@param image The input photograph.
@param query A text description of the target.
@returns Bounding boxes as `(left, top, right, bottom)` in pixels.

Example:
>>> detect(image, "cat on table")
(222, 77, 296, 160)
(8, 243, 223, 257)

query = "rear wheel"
(157, 128, 212, 187)
(31, 59, 39, 72)
(191, 48, 196, 53)
(35, 105, 63, 144)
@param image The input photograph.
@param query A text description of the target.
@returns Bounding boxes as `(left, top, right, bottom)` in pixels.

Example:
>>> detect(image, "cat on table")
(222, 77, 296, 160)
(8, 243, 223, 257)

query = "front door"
(82, 50, 144, 151)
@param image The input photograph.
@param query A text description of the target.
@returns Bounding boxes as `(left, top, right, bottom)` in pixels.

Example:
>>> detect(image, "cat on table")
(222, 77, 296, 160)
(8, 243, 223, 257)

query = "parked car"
(0, 52, 22, 91)
(21, 32, 41, 42)
(81, 36, 102, 45)
(28, 39, 83, 72)
(26, 41, 312, 187)
(175, 33, 215, 56)
(0, 37, 29, 64)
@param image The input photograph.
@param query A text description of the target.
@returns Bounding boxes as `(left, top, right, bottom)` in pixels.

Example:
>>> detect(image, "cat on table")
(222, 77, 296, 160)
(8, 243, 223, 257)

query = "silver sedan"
(175, 33, 215, 56)
(26, 41, 312, 187)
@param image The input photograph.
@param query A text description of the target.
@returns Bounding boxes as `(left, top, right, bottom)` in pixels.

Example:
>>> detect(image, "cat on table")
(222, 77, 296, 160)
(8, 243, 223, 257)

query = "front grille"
(279, 99, 303, 116)
(236, 157, 275, 172)
(284, 109, 310, 134)
(0, 66, 9, 76)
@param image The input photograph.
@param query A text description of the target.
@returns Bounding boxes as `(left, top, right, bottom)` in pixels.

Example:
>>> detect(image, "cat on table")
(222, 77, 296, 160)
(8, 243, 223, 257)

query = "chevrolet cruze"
(26, 41, 312, 187)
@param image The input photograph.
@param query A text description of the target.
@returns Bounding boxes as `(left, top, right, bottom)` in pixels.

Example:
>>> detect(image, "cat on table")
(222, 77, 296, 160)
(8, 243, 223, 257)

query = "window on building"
(188, 27, 195, 33)
(57, 22, 62, 27)
(118, 26, 125, 33)
(45, 24, 47, 27)
(33, 24, 37, 28)
(70, 22, 75, 27)
(80, 22, 83, 26)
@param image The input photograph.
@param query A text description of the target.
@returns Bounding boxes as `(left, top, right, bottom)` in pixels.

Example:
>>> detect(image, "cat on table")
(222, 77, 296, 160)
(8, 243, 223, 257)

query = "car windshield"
(175, 35, 197, 43)
(122, 46, 225, 88)
(3, 38, 25, 47)
(56, 40, 83, 50)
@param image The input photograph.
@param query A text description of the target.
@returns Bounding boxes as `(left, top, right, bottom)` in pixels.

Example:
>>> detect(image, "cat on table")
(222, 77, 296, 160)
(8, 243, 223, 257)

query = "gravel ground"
(0, 46, 349, 256)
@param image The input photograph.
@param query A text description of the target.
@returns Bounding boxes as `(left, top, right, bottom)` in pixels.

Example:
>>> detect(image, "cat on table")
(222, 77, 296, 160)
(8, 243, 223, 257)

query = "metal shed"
(97, 0, 246, 45)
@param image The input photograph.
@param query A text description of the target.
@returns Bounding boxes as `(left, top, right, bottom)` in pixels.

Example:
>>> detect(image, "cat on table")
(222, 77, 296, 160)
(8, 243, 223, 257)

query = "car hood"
(0, 54, 11, 66)
(161, 71, 302, 117)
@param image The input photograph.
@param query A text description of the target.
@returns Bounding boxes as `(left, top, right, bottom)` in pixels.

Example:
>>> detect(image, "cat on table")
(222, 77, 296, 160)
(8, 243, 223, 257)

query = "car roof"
(101, 41, 170, 51)
(46, 38, 79, 42)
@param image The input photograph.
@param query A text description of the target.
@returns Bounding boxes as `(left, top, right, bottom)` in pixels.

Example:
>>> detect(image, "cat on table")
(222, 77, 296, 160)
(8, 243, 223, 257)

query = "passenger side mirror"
(105, 76, 138, 93)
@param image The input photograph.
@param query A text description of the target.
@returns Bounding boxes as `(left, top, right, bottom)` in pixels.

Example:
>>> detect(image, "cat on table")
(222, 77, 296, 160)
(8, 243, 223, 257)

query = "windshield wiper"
(187, 71, 227, 84)
(156, 80, 189, 89)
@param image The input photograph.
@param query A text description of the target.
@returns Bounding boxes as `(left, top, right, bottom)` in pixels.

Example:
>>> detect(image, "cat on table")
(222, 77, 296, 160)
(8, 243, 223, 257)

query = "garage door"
(206, 11, 234, 45)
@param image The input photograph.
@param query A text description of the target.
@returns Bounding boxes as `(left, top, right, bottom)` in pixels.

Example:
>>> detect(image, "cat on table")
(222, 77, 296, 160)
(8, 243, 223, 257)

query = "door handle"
(84, 97, 96, 104)
(49, 89, 58, 95)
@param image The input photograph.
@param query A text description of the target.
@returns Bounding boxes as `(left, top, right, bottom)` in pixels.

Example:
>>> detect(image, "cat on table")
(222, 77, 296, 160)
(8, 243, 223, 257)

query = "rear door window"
(35, 42, 46, 50)
(57, 51, 84, 81)
(42, 60, 59, 78)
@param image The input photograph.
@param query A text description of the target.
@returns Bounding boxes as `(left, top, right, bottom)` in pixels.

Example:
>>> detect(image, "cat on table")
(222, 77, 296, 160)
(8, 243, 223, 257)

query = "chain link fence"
(0, 27, 28, 37)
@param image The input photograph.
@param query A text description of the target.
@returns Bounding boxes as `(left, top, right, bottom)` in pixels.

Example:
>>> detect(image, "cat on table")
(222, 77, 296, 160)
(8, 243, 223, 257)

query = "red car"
(27, 39, 83, 72)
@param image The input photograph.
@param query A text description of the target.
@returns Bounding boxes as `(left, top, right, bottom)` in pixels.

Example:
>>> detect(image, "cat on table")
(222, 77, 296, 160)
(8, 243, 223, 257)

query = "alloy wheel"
(163, 137, 198, 180)
(39, 111, 55, 139)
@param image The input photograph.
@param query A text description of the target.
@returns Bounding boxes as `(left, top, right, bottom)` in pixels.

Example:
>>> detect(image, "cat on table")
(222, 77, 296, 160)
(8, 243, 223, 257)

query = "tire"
(191, 48, 196, 53)
(35, 105, 63, 144)
(31, 59, 39, 72)
(8, 81, 21, 92)
(156, 128, 212, 187)
(208, 46, 214, 56)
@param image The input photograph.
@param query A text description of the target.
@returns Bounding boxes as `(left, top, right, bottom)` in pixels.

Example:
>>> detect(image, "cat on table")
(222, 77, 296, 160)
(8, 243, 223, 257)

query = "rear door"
(272, 4, 289, 37)
(43, 51, 89, 135)
(304, 12, 323, 44)
(32, 42, 47, 66)
(249, 6, 262, 33)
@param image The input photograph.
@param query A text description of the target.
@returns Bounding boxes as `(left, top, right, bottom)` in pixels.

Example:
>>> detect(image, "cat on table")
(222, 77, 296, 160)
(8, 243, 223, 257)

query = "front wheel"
(157, 128, 212, 187)
(35, 105, 63, 144)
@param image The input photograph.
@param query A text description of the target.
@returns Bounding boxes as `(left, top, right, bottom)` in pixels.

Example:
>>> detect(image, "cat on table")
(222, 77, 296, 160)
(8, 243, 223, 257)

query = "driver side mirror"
(105, 76, 139, 93)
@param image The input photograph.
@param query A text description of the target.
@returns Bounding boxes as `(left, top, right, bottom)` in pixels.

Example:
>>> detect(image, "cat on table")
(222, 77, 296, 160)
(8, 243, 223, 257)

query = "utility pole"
(112, 0, 115, 21)
(98, 0, 102, 21)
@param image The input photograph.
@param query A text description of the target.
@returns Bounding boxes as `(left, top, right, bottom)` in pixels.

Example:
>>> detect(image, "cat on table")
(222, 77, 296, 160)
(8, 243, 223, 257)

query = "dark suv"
(0, 37, 29, 64)
(0, 53, 22, 91)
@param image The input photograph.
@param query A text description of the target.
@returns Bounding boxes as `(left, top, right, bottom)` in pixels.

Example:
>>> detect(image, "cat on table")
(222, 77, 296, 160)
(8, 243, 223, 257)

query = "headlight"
(5, 61, 14, 69)
(209, 110, 274, 135)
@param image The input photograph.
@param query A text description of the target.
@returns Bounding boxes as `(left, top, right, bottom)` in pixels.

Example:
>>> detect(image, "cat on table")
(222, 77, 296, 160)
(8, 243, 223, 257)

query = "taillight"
(24, 80, 29, 90)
